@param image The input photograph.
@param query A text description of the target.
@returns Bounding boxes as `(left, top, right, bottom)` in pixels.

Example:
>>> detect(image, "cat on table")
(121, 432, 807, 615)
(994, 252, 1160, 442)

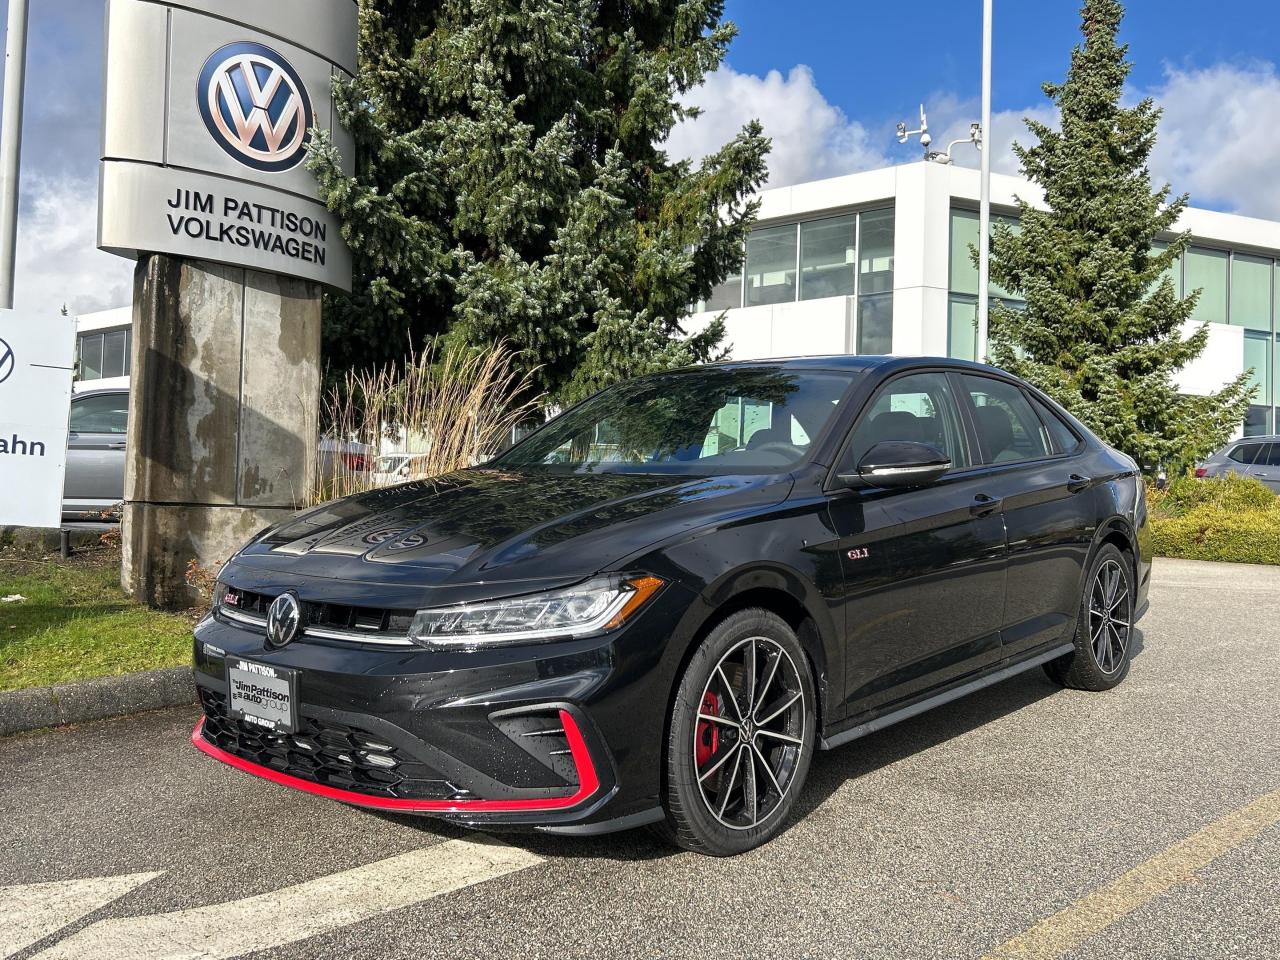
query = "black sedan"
(193, 356, 1150, 855)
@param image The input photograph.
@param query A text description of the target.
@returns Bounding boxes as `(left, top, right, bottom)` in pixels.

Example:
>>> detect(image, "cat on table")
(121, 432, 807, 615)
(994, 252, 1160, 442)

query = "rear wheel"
(1044, 543, 1134, 691)
(657, 609, 816, 855)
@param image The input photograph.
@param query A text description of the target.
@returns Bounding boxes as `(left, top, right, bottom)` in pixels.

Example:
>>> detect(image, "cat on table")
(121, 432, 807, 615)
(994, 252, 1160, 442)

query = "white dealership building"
(684, 160, 1280, 438)
(81, 160, 1280, 437)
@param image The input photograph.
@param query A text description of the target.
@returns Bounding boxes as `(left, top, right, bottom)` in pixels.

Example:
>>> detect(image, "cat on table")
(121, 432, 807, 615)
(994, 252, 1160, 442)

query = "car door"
(827, 370, 1008, 715)
(65, 391, 129, 507)
(1246, 443, 1280, 492)
(955, 374, 1097, 658)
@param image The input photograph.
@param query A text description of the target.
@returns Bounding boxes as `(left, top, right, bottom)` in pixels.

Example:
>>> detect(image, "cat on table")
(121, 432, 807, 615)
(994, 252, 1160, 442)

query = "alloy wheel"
(1089, 558, 1131, 673)
(693, 636, 807, 831)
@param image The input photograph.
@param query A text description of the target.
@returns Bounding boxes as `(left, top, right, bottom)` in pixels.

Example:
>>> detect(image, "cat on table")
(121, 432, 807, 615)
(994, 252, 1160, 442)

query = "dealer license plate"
(226, 658, 297, 734)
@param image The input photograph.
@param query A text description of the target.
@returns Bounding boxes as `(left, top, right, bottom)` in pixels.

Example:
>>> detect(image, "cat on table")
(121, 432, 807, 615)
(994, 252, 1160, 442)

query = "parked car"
(1195, 436, 1280, 492)
(63, 387, 129, 519)
(372, 452, 430, 486)
(192, 356, 1149, 855)
(62, 387, 375, 517)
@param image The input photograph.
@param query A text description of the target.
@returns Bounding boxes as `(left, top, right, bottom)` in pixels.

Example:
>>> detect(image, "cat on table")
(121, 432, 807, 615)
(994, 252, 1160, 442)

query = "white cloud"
(928, 95, 1057, 177)
(12, 175, 134, 317)
(666, 65, 893, 188)
(1146, 62, 1280, 220)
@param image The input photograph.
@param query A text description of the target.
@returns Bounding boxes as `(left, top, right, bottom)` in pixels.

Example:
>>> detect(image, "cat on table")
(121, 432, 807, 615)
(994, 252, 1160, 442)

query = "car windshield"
(494, 366, 861, 475)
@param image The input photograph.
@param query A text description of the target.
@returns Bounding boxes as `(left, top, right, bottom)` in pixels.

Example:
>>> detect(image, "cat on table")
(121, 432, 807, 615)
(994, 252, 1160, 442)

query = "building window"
(1231, 253, 1272, 331)
(947, 208, 1024, 359)
(858, 292, 893, 354)
(744, 223, 797, 307)
(799, 215, 855, 301)
(1186, 246, 1228, 324)
(704, 272, 742, 312)
(859, 208, 894, 296)
(76, 328, 131, 381)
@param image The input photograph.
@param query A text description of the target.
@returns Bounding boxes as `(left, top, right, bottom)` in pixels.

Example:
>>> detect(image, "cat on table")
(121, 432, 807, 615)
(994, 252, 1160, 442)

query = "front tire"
(1044, 543, 1134, 691)
(657, 608, 816, 856)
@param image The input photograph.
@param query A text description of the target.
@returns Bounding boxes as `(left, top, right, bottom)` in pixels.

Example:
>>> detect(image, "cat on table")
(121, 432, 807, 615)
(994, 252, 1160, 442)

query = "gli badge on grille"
(266, 591, 303, 646)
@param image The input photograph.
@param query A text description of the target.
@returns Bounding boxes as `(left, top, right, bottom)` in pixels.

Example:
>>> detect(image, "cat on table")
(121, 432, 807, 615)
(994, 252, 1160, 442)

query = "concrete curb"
(0, 666, 196, 737)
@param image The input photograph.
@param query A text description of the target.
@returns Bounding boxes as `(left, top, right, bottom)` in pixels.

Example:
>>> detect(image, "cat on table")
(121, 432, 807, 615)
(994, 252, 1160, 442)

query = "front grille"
(199, 689, 467, 802)
(219, 587, 415, 645)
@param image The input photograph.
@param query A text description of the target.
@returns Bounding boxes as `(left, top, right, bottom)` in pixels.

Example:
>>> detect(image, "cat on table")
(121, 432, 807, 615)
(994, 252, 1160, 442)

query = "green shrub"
(1147, 473, 1280, 564)
(1152, 472, 1276, 515)
(1148, 506, 1280, 565)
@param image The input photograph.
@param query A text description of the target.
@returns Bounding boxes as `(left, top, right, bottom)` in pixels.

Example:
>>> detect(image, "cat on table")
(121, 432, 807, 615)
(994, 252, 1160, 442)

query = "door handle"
(1067, 474, 1092, 493)
(108, 441, 127, 449)
(970, 494, 1002, 517)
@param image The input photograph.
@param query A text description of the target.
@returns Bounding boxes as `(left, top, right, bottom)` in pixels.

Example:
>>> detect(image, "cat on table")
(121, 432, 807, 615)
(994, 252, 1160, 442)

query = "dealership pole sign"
(0, 311, 74, 528)
(97, 0, 355, 289)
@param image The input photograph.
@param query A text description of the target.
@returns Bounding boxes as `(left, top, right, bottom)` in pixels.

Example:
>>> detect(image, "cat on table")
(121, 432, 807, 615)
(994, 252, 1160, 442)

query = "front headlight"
(408, 574, 665, 648)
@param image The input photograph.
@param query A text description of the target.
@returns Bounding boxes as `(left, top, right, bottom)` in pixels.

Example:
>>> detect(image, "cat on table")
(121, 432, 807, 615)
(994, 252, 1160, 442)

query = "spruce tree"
(987, 0, 1251, 474)
(307, 0, 768, 404)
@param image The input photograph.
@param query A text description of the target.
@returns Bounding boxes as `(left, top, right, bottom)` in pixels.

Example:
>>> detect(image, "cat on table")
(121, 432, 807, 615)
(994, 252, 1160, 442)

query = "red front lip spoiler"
(191, 709, 600, 813)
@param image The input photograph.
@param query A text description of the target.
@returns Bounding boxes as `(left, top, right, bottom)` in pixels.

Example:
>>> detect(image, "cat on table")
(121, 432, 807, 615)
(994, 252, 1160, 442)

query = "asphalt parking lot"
(2, 557, 1277, 960)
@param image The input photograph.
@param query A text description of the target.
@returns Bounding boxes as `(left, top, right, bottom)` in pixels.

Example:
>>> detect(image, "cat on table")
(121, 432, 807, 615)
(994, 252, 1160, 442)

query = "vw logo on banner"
(197, 41, 314, 173)
(0, 338, 14, 385)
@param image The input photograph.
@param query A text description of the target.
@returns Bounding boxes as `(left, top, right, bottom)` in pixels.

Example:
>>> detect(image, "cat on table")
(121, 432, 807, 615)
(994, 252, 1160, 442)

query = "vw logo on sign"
(197, 41, 314, 173)
(266, 592, 303, 647)
(0, 338, 13, 385)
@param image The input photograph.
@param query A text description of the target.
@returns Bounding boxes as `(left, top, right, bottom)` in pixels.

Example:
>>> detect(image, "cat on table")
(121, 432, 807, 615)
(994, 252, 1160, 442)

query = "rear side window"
(961, 375, 1052, 464)
(1028, 395, 1080, 454)
(1262, 445, 1280, 467)
(1227, 443, 1264, 464)
(69, 393, 128, 434)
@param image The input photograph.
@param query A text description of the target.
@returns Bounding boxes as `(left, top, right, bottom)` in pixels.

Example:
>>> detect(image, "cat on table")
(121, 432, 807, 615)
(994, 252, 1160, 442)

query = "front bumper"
(190, 582, 693, 831)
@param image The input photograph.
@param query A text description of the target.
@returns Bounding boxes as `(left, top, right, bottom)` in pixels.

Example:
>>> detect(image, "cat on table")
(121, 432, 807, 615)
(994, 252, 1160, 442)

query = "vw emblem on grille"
(197, 41, 313, 173)
(266, 592, 303, 647)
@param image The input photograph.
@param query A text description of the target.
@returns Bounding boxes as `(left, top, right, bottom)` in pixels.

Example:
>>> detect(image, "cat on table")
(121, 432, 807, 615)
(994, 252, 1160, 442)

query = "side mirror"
(840, 441, 952, 489)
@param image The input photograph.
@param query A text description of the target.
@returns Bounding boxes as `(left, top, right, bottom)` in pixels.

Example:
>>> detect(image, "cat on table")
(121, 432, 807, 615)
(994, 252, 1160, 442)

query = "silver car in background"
(63, 388, 129, 518)
(1195, 435, 1280, 492)
(62, 386, 375, 517)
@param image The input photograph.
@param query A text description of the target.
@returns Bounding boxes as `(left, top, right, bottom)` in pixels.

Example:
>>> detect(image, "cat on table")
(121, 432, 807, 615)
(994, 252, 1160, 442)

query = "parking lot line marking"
(0, 871, 162, 959)
(981, 787, 1280, 960)
(30, 838, 542, 960)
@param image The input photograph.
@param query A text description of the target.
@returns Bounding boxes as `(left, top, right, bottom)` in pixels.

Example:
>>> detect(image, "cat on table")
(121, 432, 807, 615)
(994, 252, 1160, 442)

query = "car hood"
(229, 468, 790, 595)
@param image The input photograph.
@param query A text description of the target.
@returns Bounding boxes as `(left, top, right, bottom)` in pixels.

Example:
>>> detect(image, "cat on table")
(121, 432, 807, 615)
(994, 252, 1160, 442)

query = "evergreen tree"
(307, 0, 768, 404)
(986, 0, 1251, 473)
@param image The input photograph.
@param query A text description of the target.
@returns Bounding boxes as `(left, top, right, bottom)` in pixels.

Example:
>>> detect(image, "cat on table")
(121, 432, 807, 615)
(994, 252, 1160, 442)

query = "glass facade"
(947, 208, 1024, 361)
(698, 206, 895, 355)
(76, 328, 131, 381)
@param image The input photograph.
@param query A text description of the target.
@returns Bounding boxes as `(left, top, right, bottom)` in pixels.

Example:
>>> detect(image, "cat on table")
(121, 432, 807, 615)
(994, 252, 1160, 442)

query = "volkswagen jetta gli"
(193, 356, 1150, 855)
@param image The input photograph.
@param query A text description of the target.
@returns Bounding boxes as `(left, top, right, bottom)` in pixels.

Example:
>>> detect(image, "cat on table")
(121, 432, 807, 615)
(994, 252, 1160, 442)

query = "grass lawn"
(0, 551, 195, 692)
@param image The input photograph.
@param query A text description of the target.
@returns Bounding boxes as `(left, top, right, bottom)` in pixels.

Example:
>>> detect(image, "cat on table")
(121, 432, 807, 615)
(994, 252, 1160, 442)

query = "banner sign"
(0, 311, 75, 529)
(97, 0, 355, 290)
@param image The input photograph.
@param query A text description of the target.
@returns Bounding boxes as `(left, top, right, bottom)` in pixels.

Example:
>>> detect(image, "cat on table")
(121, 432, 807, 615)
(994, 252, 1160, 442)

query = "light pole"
(0, 0, 30, 310)
(976, 0, 993, 362)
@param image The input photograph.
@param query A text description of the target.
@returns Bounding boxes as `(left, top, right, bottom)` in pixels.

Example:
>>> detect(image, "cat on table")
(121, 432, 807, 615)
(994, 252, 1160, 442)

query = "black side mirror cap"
(852, 441, 952, 489)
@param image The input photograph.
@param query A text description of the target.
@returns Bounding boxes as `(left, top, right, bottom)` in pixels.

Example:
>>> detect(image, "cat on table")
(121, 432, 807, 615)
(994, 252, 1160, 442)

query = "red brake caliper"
(696, 691, 721, 768)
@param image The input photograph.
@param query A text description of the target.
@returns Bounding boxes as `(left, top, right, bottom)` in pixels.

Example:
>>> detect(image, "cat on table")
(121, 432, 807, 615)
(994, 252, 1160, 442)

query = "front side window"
(69, 393, 128, 434)
(843, 372, 971, 472)
(961, 375, 1052, 464)
(496, 367, 861, 475)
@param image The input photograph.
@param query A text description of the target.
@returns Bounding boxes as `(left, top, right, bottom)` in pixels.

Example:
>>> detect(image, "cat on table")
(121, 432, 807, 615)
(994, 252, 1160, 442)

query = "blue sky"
(2, 0, 1278, 315)
(723, 1, 1280, 123)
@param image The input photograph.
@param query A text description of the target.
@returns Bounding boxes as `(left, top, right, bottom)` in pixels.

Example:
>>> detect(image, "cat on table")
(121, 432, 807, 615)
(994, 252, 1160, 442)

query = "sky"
(2, 0, 1279, 316)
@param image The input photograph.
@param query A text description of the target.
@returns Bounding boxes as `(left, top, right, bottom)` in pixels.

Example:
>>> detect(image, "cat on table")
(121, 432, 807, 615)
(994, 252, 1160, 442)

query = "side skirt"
(819, 643, 1074, 751)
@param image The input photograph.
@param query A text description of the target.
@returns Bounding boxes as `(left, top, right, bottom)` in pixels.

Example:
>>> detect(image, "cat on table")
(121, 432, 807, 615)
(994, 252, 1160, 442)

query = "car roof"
(693, 355, 999, 375)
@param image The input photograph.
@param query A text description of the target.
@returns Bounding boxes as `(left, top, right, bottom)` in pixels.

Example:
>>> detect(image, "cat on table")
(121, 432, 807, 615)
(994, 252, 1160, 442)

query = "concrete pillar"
(121, 254, 321, 608)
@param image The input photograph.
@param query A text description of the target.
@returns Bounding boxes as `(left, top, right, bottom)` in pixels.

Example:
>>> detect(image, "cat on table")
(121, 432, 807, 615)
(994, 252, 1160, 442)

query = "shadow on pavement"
(367, 634, 1146, 863)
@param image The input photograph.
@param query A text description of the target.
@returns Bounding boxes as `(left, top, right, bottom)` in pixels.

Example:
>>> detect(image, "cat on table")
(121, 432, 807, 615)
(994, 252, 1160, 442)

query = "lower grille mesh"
(199, 689, 467, 801)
